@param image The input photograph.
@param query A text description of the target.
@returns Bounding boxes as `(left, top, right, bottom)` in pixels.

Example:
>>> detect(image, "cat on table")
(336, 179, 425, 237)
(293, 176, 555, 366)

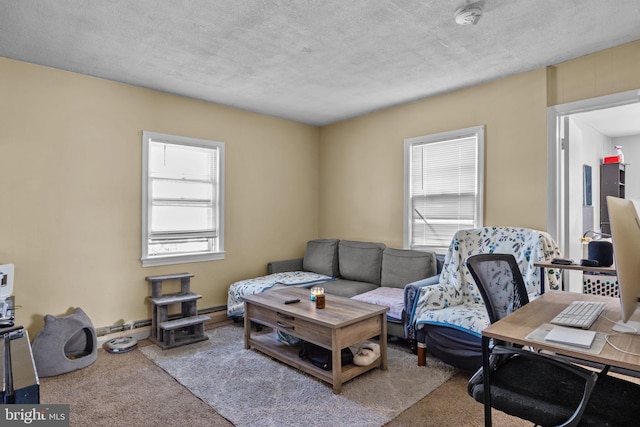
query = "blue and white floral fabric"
(411, 227, 561, 336)
(227, 271, 335, 317)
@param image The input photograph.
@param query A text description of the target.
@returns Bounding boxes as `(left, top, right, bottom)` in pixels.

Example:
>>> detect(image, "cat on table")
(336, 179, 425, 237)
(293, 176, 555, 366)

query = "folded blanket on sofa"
(351, 287, 404, 321)
(227, 271, 335, 317)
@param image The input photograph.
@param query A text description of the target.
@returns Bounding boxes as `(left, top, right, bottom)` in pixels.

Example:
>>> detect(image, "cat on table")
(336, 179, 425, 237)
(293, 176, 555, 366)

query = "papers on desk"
(525, 323, 606, 354)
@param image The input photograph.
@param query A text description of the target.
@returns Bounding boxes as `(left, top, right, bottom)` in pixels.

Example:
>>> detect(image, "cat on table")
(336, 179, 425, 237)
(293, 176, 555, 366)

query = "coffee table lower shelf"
(247, 333, 381, 392)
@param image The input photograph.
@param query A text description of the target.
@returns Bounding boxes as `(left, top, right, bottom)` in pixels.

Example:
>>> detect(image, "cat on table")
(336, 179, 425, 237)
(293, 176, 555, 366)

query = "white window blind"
(142, 132, 225, 266)
(404, 126, 484, 252)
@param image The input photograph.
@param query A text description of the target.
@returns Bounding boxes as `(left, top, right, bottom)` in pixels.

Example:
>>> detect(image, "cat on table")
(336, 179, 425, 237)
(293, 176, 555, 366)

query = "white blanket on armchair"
(411, 227, 561, 335)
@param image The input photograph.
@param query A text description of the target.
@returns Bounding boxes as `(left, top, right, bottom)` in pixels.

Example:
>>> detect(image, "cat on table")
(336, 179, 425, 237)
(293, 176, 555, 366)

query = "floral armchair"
(407, 226, 561, 370)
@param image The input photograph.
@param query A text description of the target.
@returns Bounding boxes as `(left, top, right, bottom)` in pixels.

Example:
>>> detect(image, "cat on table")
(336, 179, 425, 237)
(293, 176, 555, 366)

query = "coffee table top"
(242, 287, 388, 328)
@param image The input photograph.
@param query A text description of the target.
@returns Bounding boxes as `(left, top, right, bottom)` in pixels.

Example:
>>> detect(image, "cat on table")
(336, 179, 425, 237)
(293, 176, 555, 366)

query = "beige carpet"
(40, 324, 529, 426)
(139, 324, 456, 427)
(40, 341, 230, 427)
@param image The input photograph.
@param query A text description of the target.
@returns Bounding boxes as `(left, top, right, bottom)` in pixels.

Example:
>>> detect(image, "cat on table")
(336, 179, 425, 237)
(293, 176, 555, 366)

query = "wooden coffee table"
(243, 287, 388, 394)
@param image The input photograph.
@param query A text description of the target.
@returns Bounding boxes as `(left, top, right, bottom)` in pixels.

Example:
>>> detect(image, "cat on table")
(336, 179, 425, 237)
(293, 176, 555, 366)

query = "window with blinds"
(142, 131, 225, 266)
(404, 126, 484, 252)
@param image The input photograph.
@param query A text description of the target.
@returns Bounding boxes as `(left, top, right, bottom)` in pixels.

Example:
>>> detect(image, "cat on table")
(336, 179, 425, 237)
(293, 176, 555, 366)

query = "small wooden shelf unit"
(145, 273, 209, 349)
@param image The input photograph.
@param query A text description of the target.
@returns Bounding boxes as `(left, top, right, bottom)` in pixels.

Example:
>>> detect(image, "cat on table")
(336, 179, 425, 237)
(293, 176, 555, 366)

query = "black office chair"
(466, 253, 598, 427)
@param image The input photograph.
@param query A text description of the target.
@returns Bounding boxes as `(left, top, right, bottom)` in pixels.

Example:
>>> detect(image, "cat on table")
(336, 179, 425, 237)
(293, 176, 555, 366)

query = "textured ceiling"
(1, 1, 640, 126)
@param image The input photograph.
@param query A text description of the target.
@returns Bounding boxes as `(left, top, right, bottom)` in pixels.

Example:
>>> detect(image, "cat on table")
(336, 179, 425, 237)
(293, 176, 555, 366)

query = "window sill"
(141, 251, 225, 267)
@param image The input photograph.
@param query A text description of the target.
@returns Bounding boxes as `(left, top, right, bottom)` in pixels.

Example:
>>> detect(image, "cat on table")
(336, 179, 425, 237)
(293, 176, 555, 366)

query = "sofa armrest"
(404, 274, 441, 338)
(267, 258, 304, 274)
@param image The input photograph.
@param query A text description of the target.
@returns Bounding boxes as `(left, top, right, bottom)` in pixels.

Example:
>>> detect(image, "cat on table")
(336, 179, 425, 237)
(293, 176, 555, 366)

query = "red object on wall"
(603, 155, 622, 164)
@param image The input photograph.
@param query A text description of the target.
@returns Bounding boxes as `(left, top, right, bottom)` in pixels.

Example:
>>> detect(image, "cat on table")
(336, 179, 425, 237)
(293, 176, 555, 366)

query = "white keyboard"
(550, 301, 605, 329)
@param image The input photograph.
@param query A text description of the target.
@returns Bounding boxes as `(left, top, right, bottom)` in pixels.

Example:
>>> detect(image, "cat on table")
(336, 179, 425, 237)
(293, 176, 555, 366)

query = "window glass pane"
(406, 129, 482, 250)
(413, 195, 476, 220)
(152, 179, 214, 202)
(148, 238, 213, 256)
(149, 141, 217, 181)
(412, 137, 477, 197)
(411, 223, 469, 249)
(151, 205, 213, 233)
(142, 131, 224, 266)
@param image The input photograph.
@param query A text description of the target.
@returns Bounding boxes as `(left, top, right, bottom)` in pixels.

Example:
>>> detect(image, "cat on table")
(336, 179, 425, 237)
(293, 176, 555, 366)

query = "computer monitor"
(607, 196, 640, 333)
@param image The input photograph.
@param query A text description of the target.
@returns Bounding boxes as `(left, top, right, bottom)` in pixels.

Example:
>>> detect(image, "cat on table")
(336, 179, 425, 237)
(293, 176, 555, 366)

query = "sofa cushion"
(321, 279, 378, 298)
(351, 287, 404, 320)
(338, 240, 386, 285)
(303, 239, 340, 277)
(381, 248, 437, 289)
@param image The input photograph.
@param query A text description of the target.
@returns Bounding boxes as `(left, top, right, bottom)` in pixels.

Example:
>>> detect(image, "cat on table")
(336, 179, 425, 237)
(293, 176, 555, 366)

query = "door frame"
(547, 89, 640, 260)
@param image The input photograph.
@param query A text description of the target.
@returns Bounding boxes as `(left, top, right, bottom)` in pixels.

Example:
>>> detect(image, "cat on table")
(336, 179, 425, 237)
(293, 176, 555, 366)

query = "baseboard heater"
(96, 305, 228, 336)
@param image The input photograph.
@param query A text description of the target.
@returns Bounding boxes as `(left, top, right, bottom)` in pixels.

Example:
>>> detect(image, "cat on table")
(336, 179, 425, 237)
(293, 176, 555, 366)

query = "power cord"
(599, 313, 640, 357)
(122, 320, 135, 334)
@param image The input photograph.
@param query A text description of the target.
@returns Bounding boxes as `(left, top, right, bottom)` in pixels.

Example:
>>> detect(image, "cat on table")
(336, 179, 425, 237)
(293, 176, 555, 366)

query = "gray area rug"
(140, 325, 456, 427)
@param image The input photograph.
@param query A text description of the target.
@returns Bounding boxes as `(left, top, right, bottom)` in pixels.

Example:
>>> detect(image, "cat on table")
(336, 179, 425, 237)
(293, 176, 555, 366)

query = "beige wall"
(318, 39, 640, 249)
(2, 39, 639, 336)
(548, 40, 640, 106)
(0, 58, 320, 335)
(319, 68, 549, 247)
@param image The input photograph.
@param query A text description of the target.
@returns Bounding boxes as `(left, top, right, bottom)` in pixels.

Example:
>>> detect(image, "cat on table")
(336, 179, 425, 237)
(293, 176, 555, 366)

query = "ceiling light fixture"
(454, 2, 483, 25)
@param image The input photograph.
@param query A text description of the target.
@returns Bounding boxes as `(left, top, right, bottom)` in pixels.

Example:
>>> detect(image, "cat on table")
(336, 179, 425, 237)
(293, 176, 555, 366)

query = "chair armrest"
(403, 253, 444, 328)
(477, 345, 598, 427)
(267, 258, 303, 274)
(404, 275, 441, 316)
(404, 274, 441, 338)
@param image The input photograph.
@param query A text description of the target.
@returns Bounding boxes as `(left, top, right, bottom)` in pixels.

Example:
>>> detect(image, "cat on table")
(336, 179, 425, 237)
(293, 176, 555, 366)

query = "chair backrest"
(466, 253, 530, 324)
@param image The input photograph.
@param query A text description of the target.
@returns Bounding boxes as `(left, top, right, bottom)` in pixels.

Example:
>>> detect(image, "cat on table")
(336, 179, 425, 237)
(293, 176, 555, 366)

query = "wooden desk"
(534, 261, 616, 292)
(481, 291, 640, 426)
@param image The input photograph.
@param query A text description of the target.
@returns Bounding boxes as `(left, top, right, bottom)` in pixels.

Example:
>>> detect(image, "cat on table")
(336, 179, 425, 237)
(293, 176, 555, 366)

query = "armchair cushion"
(420, 325, 482, 372)
(338, 240, 386, 285)
(413, 304, 489, 336)
(303, 239, 340, 277)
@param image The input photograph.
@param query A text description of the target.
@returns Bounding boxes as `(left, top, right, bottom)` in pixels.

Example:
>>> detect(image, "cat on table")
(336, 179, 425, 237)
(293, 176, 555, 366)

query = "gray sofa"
(265, 239, 438, 339)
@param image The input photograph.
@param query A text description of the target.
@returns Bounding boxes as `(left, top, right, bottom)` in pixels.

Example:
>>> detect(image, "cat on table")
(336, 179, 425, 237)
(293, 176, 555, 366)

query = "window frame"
(141, 131, 225, 267)
(403, 125, 484, 253)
